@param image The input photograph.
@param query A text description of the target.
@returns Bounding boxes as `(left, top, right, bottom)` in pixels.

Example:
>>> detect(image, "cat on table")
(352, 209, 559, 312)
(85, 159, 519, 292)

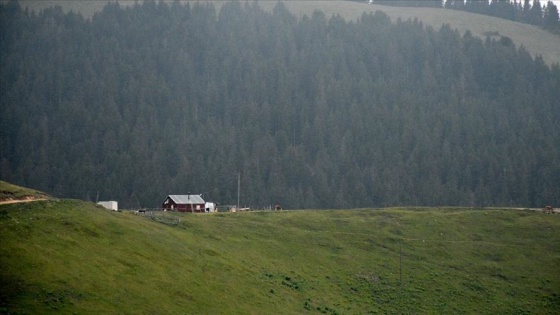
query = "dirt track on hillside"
(0, 197, 48, 205)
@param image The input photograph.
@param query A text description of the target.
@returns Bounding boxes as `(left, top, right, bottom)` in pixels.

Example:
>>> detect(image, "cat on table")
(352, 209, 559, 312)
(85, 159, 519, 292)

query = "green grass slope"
(1, 199, 559, 314)
(12, 0, 560, 66)
(0, 180, 50, 202)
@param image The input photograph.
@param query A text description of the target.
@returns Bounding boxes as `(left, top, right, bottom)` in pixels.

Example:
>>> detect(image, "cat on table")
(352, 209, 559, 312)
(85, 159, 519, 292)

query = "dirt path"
(0, 197, 48, 205)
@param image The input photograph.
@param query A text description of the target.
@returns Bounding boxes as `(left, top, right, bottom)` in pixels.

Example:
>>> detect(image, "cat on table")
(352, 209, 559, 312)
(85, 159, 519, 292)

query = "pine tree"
(529, 0, 544, 25)
(543, 1, 560, 31)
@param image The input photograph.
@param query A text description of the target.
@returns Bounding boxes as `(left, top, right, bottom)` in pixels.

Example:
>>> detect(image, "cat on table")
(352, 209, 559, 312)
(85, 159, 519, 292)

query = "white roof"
(168, 195, 205, 204)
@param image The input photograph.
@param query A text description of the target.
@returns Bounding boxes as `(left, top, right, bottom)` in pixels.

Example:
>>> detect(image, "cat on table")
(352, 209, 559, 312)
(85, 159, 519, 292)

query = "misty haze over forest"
(1, 0, 559, 209)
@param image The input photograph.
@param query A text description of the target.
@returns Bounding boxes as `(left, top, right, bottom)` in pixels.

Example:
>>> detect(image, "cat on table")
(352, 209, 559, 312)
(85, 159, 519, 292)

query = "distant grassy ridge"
(0, 180, 50, 202)
(12, 0, 560, 65)
(1, 198, 559, 314)
(267, 1, 560, 66)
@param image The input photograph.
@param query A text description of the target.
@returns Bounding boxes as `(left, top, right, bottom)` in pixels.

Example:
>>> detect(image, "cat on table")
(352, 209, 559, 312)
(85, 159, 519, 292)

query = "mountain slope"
(273, 1, 560, 65)
(294, 0, 560, 64)
(2, 0, 559, 208)
(1, 196, 560, 313)
(15, 0, 560, 65)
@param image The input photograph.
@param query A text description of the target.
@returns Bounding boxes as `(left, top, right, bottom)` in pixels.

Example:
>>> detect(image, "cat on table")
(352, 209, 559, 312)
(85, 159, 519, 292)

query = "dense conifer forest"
(1, 0, 559, 209)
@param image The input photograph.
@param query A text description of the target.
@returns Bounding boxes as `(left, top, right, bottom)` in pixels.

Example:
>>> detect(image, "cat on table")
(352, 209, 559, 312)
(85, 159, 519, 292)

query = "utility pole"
(237, 172, 240, 210)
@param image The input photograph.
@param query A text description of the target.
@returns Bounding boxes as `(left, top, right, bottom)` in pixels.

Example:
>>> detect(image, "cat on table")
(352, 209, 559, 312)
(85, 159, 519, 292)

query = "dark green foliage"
(1, 1, 559, 209)
(543, 0, 560, 32)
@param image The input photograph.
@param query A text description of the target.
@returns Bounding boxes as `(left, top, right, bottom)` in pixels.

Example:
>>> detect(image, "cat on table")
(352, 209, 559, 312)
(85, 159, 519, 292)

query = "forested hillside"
(1, 0, 559, 209)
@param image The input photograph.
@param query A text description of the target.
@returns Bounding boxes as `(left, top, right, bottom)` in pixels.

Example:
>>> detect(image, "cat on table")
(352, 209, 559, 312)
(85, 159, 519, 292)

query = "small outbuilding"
(205, 202, 217, 213)
(97, 201, 118, 211)
(162, 194, 205, 213)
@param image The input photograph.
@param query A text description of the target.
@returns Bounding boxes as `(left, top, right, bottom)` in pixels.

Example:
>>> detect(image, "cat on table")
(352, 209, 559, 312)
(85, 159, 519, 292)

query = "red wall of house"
(162, 198, 177, 210)
(162, 198, 204, 213)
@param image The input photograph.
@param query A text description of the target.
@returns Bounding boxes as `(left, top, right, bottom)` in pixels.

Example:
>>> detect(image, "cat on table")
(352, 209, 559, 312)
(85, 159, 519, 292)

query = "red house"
(161, 195, 205, 213)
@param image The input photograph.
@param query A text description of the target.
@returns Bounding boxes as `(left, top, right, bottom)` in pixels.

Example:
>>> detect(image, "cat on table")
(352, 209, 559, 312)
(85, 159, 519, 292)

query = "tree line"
(1, 0, 559, 209)
(372, 0, 560, 33)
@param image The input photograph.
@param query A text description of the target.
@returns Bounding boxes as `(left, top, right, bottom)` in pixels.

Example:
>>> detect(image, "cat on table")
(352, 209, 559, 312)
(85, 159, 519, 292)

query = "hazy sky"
(542, 0, 560, 8)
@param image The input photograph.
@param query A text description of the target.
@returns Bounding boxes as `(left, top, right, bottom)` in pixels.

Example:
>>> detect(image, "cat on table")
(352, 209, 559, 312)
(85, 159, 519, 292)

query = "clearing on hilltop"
(16, 0, 560, 65)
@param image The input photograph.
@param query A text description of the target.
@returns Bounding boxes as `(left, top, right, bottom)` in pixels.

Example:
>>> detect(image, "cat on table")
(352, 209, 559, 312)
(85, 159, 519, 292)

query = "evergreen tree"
(543, 1, 560, 31)
(529, 0, 544, 25)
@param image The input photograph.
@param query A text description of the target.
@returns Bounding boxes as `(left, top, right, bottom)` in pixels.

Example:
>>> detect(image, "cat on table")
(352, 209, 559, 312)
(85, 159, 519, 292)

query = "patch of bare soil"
(0, 196, 48, 205)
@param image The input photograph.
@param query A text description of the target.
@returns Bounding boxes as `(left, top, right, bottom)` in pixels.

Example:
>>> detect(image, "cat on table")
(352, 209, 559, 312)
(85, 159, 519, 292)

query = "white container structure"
(97, 201, 118, 211)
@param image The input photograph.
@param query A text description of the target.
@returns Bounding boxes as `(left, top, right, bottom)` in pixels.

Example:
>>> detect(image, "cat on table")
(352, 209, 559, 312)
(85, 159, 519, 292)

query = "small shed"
(162, 195, 205, 213)
(205, 202, 217, 213)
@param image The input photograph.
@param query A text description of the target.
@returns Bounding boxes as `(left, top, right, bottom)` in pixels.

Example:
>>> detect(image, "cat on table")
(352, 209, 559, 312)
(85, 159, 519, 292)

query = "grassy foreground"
(1, 199, 559, 314)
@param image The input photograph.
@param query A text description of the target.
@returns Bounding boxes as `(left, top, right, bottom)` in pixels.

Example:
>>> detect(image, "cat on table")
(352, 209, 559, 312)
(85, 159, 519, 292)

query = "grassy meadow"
(1, 198, 559, 314)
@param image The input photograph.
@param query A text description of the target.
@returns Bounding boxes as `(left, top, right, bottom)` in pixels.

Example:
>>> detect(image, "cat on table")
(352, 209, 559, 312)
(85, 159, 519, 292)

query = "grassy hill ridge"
(12, 0, 560, 66)
(0, 180, 51, 202)
(274, 1, 560, 66)
(1, 197, 559, 314)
